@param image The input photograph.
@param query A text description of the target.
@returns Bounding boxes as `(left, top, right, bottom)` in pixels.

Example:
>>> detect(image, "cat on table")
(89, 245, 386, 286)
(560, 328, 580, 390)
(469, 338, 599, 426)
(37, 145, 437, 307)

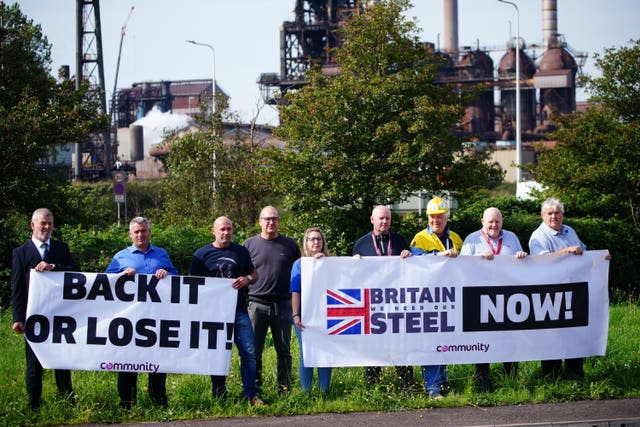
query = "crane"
(113, 6, 134, 100)
(110, 5, 135, 169)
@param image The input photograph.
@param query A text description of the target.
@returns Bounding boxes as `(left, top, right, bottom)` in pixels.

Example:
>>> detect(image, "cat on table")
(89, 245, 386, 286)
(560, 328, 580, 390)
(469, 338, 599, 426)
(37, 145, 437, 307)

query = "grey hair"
(129, 216, 150, 230)
(540, 198, 564, 214)
(32, 208, 53, 221)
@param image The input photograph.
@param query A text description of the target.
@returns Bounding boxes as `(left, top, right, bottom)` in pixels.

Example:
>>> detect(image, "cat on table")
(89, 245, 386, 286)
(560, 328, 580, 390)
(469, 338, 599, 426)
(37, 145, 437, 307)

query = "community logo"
(99, 361, 160, 373)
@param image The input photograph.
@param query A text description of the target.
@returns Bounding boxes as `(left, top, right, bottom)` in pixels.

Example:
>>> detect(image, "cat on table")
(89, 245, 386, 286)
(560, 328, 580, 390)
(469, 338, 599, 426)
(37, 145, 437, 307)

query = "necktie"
(42, 242, 49, 260)
(377, 235, 386, 255)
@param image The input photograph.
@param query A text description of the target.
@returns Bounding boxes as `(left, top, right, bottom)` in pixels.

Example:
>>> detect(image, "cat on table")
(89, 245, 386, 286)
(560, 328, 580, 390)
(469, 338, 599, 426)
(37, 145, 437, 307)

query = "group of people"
(11, 196, 593, 410)
(293, 196, 593, 399)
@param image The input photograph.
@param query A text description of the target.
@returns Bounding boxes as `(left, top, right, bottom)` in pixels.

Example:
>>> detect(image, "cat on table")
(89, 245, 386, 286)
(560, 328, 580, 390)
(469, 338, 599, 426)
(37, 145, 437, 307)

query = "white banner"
(301, 250, 610, 367)
(25, 271, 237, 375)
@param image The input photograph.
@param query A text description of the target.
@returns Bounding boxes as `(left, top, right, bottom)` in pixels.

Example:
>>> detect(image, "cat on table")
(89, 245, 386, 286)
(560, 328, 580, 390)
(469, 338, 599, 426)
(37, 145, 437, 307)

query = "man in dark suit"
(11, 208, 79, 410)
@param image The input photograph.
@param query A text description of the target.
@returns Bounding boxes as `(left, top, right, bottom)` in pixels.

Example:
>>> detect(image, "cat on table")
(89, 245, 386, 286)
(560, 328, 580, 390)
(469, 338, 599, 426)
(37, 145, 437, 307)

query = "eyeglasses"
(260, 216, 279, 222)
(307, 237, 323, 242)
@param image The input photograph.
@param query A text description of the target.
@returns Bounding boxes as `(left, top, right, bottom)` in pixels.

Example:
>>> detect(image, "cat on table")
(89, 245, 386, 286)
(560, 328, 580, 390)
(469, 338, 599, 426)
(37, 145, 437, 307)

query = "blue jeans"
(294, 325, 332, 393)
(211, 311, 258, 399)
(248, 299, 293, 392)
(422, 365, 447, 396)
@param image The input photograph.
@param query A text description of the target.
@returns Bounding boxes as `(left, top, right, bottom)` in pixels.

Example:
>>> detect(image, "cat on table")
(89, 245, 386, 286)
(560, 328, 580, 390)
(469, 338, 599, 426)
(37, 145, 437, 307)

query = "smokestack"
(542, 0, 558, 48)
(443, 0, 458, 53)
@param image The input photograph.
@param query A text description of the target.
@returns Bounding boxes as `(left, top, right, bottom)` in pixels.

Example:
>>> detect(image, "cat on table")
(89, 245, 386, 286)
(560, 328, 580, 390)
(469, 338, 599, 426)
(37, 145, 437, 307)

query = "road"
(79, 398, 640, 427)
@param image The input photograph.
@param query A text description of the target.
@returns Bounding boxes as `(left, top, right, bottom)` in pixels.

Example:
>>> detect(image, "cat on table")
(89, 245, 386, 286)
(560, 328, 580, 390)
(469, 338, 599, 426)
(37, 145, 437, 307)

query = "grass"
(1, 303, 639, 426)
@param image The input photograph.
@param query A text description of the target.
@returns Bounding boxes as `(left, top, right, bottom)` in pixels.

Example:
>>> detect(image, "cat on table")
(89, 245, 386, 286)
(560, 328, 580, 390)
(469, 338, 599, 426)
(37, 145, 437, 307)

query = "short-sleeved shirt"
(289, 258, 303, 294)
(528, 222, 586, 255)
(190, 242, 255, 313)
(460, 229, 523, 256)
(244, 234, 300, 302)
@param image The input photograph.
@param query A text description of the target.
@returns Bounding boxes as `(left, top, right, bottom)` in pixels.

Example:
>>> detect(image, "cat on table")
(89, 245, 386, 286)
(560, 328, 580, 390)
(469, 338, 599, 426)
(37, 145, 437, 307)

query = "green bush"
(60, 223, 213, 275)
(2, 194, 639, 309)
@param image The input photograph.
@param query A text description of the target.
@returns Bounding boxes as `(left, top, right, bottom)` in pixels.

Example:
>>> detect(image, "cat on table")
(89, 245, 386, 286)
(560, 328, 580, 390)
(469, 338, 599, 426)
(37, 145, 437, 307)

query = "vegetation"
(0, 2, 108, 215)
(1, 303, 638, 425)
(161, 93, 281, 231)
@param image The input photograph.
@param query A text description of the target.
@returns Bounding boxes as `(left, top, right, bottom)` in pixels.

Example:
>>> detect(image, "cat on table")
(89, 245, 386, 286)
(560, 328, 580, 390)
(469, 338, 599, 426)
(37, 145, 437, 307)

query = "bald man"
(460, 207, 527, 391)
(244, 206, 301, 395)
(191, 216, 263, 405)
(352, 205, 414, 388)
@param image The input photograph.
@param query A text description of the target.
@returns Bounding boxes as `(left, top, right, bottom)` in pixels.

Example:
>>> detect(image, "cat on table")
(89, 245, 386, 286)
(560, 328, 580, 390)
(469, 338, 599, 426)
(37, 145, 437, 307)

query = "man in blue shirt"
(460, 207, 526, 391)
(528, 198, 586, 379)
(106, 216, 179, 408)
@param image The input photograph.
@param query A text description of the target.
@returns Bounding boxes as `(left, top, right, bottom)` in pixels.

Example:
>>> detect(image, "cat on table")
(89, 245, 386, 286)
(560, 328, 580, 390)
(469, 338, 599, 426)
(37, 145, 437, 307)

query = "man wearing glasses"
(244, 206, 301, 395)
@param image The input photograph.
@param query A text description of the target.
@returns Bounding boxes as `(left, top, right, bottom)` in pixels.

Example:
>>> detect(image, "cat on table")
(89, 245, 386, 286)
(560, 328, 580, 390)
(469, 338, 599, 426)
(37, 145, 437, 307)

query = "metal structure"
(75, 0, 112, 180)
(258, 0, 587, 146)
(258, 0, 362, 103)
(497, 0, 522, 187)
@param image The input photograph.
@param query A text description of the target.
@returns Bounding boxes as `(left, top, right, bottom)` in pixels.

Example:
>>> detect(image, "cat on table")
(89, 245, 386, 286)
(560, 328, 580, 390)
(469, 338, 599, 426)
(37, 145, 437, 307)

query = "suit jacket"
(11, 238, 79, 324)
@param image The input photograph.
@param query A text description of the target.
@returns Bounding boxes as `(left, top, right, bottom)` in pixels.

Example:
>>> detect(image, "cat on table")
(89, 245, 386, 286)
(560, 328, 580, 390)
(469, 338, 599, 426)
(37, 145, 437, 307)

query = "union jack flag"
(326, 288, 371, 335)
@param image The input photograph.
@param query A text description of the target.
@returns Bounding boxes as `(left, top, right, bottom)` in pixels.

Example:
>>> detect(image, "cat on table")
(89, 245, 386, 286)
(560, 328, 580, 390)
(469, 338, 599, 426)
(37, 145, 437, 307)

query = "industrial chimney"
(443, 0, 459, 54)
(542, 0, 558, 48)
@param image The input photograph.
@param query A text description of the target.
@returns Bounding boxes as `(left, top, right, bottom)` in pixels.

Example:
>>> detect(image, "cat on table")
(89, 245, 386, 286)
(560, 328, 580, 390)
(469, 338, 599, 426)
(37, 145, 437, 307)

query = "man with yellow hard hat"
(410, 196, 463, 398)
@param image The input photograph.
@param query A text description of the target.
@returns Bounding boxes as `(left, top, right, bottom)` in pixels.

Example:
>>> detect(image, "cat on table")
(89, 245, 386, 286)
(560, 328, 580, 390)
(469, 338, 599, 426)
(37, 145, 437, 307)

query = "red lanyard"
(482, 232, 502, 255)
(371, 232, 392, 256)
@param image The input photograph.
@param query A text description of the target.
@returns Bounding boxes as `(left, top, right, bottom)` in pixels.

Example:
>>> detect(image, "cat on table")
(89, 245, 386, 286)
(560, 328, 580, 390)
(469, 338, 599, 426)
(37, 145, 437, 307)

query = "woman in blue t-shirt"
(290, 226, 332, 394)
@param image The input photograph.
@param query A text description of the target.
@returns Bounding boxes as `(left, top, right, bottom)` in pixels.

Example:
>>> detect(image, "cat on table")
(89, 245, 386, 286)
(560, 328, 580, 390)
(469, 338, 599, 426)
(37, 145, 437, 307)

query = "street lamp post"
(186, 40, 216, 115)
(497, 0, 522, 192)
(186, 40, 217, 193)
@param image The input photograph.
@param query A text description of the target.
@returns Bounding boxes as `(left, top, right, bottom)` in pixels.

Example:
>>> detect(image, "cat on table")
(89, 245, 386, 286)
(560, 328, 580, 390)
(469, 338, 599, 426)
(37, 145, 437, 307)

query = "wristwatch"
(246, 274, 253, 284)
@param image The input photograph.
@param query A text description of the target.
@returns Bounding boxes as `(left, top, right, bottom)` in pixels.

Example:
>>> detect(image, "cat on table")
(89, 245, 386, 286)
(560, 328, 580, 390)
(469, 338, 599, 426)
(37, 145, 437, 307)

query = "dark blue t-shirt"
(190, 242, 254, 313)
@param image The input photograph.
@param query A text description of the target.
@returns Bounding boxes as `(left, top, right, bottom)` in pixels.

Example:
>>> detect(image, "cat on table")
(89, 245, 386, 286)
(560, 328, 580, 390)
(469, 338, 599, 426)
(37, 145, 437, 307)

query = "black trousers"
(117, 372, 167, 406)
(25, 341, 72, 409)
(541, 358, 584, 378)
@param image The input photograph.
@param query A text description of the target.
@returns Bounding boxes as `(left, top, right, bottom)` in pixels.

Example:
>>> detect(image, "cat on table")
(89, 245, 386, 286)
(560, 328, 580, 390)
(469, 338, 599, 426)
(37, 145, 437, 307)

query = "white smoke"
(132, 105, 193, 147)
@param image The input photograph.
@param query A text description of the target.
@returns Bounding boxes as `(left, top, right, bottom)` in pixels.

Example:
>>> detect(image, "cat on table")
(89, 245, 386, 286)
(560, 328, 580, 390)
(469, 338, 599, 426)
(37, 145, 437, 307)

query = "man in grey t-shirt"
(244, 206, 301, 395)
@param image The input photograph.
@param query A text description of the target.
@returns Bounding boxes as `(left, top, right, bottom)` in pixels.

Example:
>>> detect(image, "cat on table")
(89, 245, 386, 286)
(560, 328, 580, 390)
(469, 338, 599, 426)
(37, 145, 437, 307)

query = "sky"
(15, 0, 640, 126)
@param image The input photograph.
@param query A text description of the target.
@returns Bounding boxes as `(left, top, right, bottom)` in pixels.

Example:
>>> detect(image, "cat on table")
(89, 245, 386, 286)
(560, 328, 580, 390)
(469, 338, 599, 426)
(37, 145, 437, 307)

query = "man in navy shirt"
(191, 216, 263, 406)
(352, 205, 413, 388)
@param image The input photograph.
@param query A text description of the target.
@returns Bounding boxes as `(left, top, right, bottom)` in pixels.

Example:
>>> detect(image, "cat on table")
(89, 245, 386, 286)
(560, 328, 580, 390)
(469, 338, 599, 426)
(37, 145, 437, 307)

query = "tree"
(273, 0, 502, 253)
(0, 3, 108, 306)
(0, 3, 108, 218)
(533, 39, 640, 231)
(161, 99, 280, 230)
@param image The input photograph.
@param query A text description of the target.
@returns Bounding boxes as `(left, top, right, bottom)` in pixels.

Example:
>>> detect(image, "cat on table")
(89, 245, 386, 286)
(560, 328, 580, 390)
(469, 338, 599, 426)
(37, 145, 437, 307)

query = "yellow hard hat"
(426, 196, 449, 215)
